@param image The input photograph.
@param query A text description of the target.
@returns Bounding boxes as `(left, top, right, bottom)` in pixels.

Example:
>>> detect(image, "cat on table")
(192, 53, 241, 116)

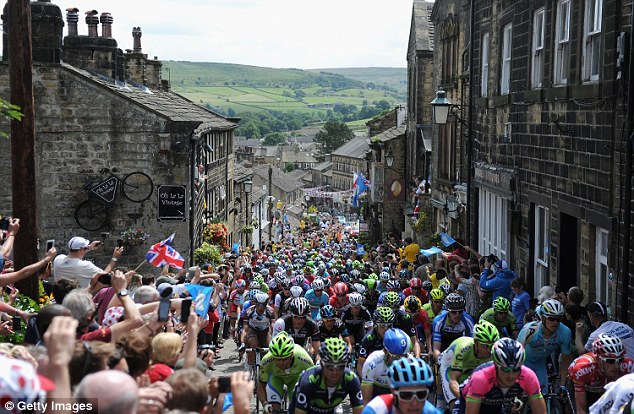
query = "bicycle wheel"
(548, 396, 565, 414)
(121, 172, 153, 202)
(74, 199, 109, 231)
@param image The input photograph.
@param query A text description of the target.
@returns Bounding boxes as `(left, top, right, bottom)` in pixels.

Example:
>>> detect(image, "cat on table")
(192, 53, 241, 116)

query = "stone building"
(430, 0, 634, 322)
(331, 137, 371, 209)
(0, 1, 237, 268)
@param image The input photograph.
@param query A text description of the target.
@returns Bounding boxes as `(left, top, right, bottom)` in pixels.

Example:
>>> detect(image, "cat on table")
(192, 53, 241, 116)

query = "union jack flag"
(145, 233, 185, 269)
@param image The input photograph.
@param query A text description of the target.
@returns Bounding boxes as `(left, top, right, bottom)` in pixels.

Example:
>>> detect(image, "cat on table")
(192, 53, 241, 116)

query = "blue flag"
(184, 284, 214, 317)
(232, 242, 240, 254)
(356, 243, 366, 255)
(440, 232, 457, 247)
(352, 173, 370, 208)
(420, 246, 444, 257)
(222, 393, 233, 412)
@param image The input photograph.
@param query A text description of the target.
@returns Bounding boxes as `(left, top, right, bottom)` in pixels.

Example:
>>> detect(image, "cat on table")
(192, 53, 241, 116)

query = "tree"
(262, 132, 287, 146)
(314, 121, 355, 159)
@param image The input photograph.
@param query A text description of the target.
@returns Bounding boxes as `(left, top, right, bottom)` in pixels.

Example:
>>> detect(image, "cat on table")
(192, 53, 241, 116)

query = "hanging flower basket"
(120, 227, 149, 246)
(202, 222, 229, 253)
(242, 225, 254, 234)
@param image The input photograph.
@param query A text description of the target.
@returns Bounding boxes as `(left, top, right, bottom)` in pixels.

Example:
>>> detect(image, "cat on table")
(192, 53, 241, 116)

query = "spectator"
(52, 277, 80, 304)
(165, 368, 209, 412)
(479, 256, 517, 302)
(133, 286, 160, 304)
(401, 237, 420, 264)
(53, 236, 123, 288)
(567, 303, 592, 357)
(115, 331, 153, 379)
(537, 286, 555, 305)
(74, 370, 138, 414)
(585, 301, 634, 359)
(510, 277, 531, 329)
(23, 303, 72, 345)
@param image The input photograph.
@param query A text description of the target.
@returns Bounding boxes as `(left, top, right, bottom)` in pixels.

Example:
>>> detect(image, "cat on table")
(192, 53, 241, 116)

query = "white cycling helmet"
(349, 292, 364, 306)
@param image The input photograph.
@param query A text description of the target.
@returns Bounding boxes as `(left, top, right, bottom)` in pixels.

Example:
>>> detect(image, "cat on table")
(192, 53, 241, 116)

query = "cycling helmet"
(430, 288, 445, 301)
(373, 306, 395, 324)
(333, 282, 348, 296)
(339, 273, 350, 283)
(422, 280, 433, 292)
(318, 263, 326, 271)
(540, 299, 565, 318)
(404, 296, 422, 314)
(493, 297, 511, 313)
(248, 289, 259, 300)
(312, 278, 325, 291)
(348, 292, 364, 306)
(387, 280, 400, 290)
(445, 293, 465, 311)
(379, 272, 390, 281)
(382, 266, 391, 274)
(290, 297, 310, 316)
(364, 279, 377, 291)
(384, 291, 401, 309)
(363, 271, 375, 281)
(439, 282, 452, 296)
(249, 281, 261, 291)
(330, 268, 339, 276)
(270, 331, 295, 358)
(260, 268, 270, 277)
(593, 333, 626, 359)
(399, 269, 410, 280)
(492, 338, 526, 369)
(409, 278, 422, 289)
(274, 271, 285, 283)
(289, 286, 303, 298)
(235, 279, 246, 288)
(388, 356, 434, 388)
(293, 275, 306, 286)
(320, 337, 350, 364)
(254, 293, 269, 304)
(351, 269, 362, 280)
(383, 328, 412, 355)
(253, 275, 265, 285)
(243, 264, 252, 272)
(280, 279, 292, 289)
(473, 320, 500, 344)
(320, 305, 336, 319)
(352, 260, 362, 269)
(352, 283, 366, 294)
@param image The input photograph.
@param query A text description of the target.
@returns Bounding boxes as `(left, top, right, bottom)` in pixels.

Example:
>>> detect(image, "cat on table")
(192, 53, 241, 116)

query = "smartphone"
(46, 239, 55, 251)
(116, 239, 124, 248)
(217, 376, 232, 393)
(100, 232, 109, 240)
(12, 315, 21, 331)
(98, 272, 112, 285)
(0, 217, 9, 231)
(158, 298, 171, 322)
(181, 298, 192, 325)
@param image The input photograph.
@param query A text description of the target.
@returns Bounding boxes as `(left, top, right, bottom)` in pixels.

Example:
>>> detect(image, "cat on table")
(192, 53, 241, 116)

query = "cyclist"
(589, 372, 634, 414)
(422, 288, 445, 320)
(403, 277, 428, 304)
(568, 333, 634, 414)
(378, 281, 406, 306)
(479, 297, 519, 339)
(432, 293, 475, 363)
(358, 307, 396, 377)
(273, 278, 293, 319)
(290, 337, 364, 414)
(341, 292, 373, 349)
(518, 298, 573, 391)
(403, 295, 432, 355)
(361, 328, 412, 404)
(305, 278, 329, 321)
(258, 331, 314, 414)
(273, 297, 321, 360)
(363, 277, 381, 313)
(241, 292, 276, 368)
(438, 320, 500, 410)
(228, 278, 248, 342)
(318, 305, 353, 351)
(382, 291, 420, 358)
(329, 282, 350, 315)
(456, 337, 546, 414)
(363, 356, 440, 414)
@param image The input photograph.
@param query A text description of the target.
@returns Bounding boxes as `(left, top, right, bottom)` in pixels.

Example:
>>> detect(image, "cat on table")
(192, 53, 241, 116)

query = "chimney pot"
(132, 27, 142, 53)
(66, 7, 79, 36)
(100, 12, 113, 38)
(85, 10, 99, 37)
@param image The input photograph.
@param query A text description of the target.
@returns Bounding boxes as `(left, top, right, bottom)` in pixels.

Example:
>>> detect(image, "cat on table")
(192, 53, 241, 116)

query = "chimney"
(66, 8, 79, 36)
(85, 10, 98, 37)
(100, 12, 113, 38)
(132, 27, 142, 53)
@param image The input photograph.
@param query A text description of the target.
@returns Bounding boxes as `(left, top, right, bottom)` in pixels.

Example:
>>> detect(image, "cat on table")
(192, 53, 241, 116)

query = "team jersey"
(361, 350, 391, 398)
(479, 308, 519, 337)
(408, 308, 432, 343)
(584, 321, 634, 360)
(568, 352, 634, 407)
(274, 291, 292, 309)
(317, 319, 350, 341)
(259, 343, 314, 383)
(402, 287, 428, 304)
(340, 304, 373, 344)
(273, 314, 320, 347)
(359, 329, 385, 359)
(460, 362, 542, 410)
(364, 290, 380, 313)
(290, 365, 363, 414)
(328, 295, 349, 314)
(589, 372, 634, 414)
(394, 309, 417, 338)
(422, 302, 439, 320)
(362, 394, 442, 414)
(432, 310, 475, 351)
(229, 289, 248, 312)
(441, 337, 493, 383)
(517, 321, 572, 388)
(243, 304, 275, 332)
(304, 289, 330, 321)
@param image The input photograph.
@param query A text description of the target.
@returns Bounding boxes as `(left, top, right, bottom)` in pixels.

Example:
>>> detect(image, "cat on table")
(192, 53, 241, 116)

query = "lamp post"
(385, 148, 395, 169)
(244, 178, 252, 250)
(267, 195, 275, 243)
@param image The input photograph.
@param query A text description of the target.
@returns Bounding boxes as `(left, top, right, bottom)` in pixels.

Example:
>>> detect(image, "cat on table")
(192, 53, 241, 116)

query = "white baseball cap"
(68, 236, 90, 250)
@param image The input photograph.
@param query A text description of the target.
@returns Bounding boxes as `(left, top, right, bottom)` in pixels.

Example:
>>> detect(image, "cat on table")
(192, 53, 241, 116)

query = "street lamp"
(385, 148, 395, 168)
(430, 88, 453, 125)
(244, 178, 253, 249)
(267, 195, 275, 243)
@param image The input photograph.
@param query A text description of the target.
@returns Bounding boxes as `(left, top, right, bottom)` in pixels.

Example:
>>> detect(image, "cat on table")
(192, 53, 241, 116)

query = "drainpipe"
(621, 4, 634, 322)
(189, 132, 199, 267)
(466, 0, 475, 246)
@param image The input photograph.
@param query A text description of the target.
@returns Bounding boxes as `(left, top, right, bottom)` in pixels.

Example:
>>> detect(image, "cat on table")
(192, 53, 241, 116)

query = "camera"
(0, 217, 10, 231)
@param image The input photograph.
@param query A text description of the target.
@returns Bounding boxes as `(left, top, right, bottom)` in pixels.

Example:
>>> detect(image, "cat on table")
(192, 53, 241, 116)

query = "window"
(532, 8, 545, 88)
(595, 228, 610, 311)
(583, 0, 602, 81)
(481, 32, 490, 97)
(554, 0, 571, 85)
(501, 23, 512, 95)
(438, 123, 456, 181)
(534, 205, 549, 294)
(478, 188, 508, 259)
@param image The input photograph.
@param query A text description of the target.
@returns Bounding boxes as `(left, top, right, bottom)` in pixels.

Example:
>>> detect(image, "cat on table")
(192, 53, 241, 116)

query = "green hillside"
(307, 67, 407, 96)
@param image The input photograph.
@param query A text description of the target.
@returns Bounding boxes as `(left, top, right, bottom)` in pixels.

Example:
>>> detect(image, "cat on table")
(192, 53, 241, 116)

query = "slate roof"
(412, 1, 435, 52)
(370, 125, 407, 143)
(313, 161, 332, 172)
(252, 164, 304, 193)
(62, 63, 236, 133)
(234, 164, 253, 182)
(332, 136, 370, 158)
(235, 137, 262, 147)
(281, 149, 318, 164)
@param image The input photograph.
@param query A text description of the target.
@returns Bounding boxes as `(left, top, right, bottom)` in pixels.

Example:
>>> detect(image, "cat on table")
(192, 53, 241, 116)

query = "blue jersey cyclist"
(362, 356, 442, 414)
(432, 293, 475, 362)
(304, 278, 330, 321)
(517, 298, 573, 391)
(290, 337, 364, 414)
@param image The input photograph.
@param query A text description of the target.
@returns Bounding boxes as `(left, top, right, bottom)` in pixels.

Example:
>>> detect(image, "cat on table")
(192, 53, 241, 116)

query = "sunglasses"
(601, 357, 624, 365)
(449, 310, 463, 315)
(500, 366, 521, 373)
(322, 363, 346, 371)
(337, 294, 346, 297)
(323, 318, 336, 323)
(274, 355, 293, 362)
(376, 323, 393, 328)
(293, 315, 307, 320)
(432, 301, 443, 305)
(412, 287, 421, 290)
(546, 316, 562, 322)
(386, 351, 407, 360)
(395, 389, 429, 401)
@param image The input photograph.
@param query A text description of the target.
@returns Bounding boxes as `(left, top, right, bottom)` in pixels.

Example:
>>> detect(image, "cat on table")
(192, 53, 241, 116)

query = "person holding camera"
(53, 236, 123, 288)
(479, 255, 518, 303)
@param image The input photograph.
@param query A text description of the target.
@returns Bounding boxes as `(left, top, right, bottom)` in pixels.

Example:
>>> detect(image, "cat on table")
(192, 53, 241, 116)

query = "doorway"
(557, 213, 579, 292)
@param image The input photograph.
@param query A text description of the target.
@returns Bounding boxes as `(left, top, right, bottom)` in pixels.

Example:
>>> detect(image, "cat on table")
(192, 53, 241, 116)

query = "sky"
(43, 0, 415, 69)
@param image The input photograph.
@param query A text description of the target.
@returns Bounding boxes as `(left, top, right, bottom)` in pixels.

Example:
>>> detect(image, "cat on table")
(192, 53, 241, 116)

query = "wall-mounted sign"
(157, 185, 187, 221)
